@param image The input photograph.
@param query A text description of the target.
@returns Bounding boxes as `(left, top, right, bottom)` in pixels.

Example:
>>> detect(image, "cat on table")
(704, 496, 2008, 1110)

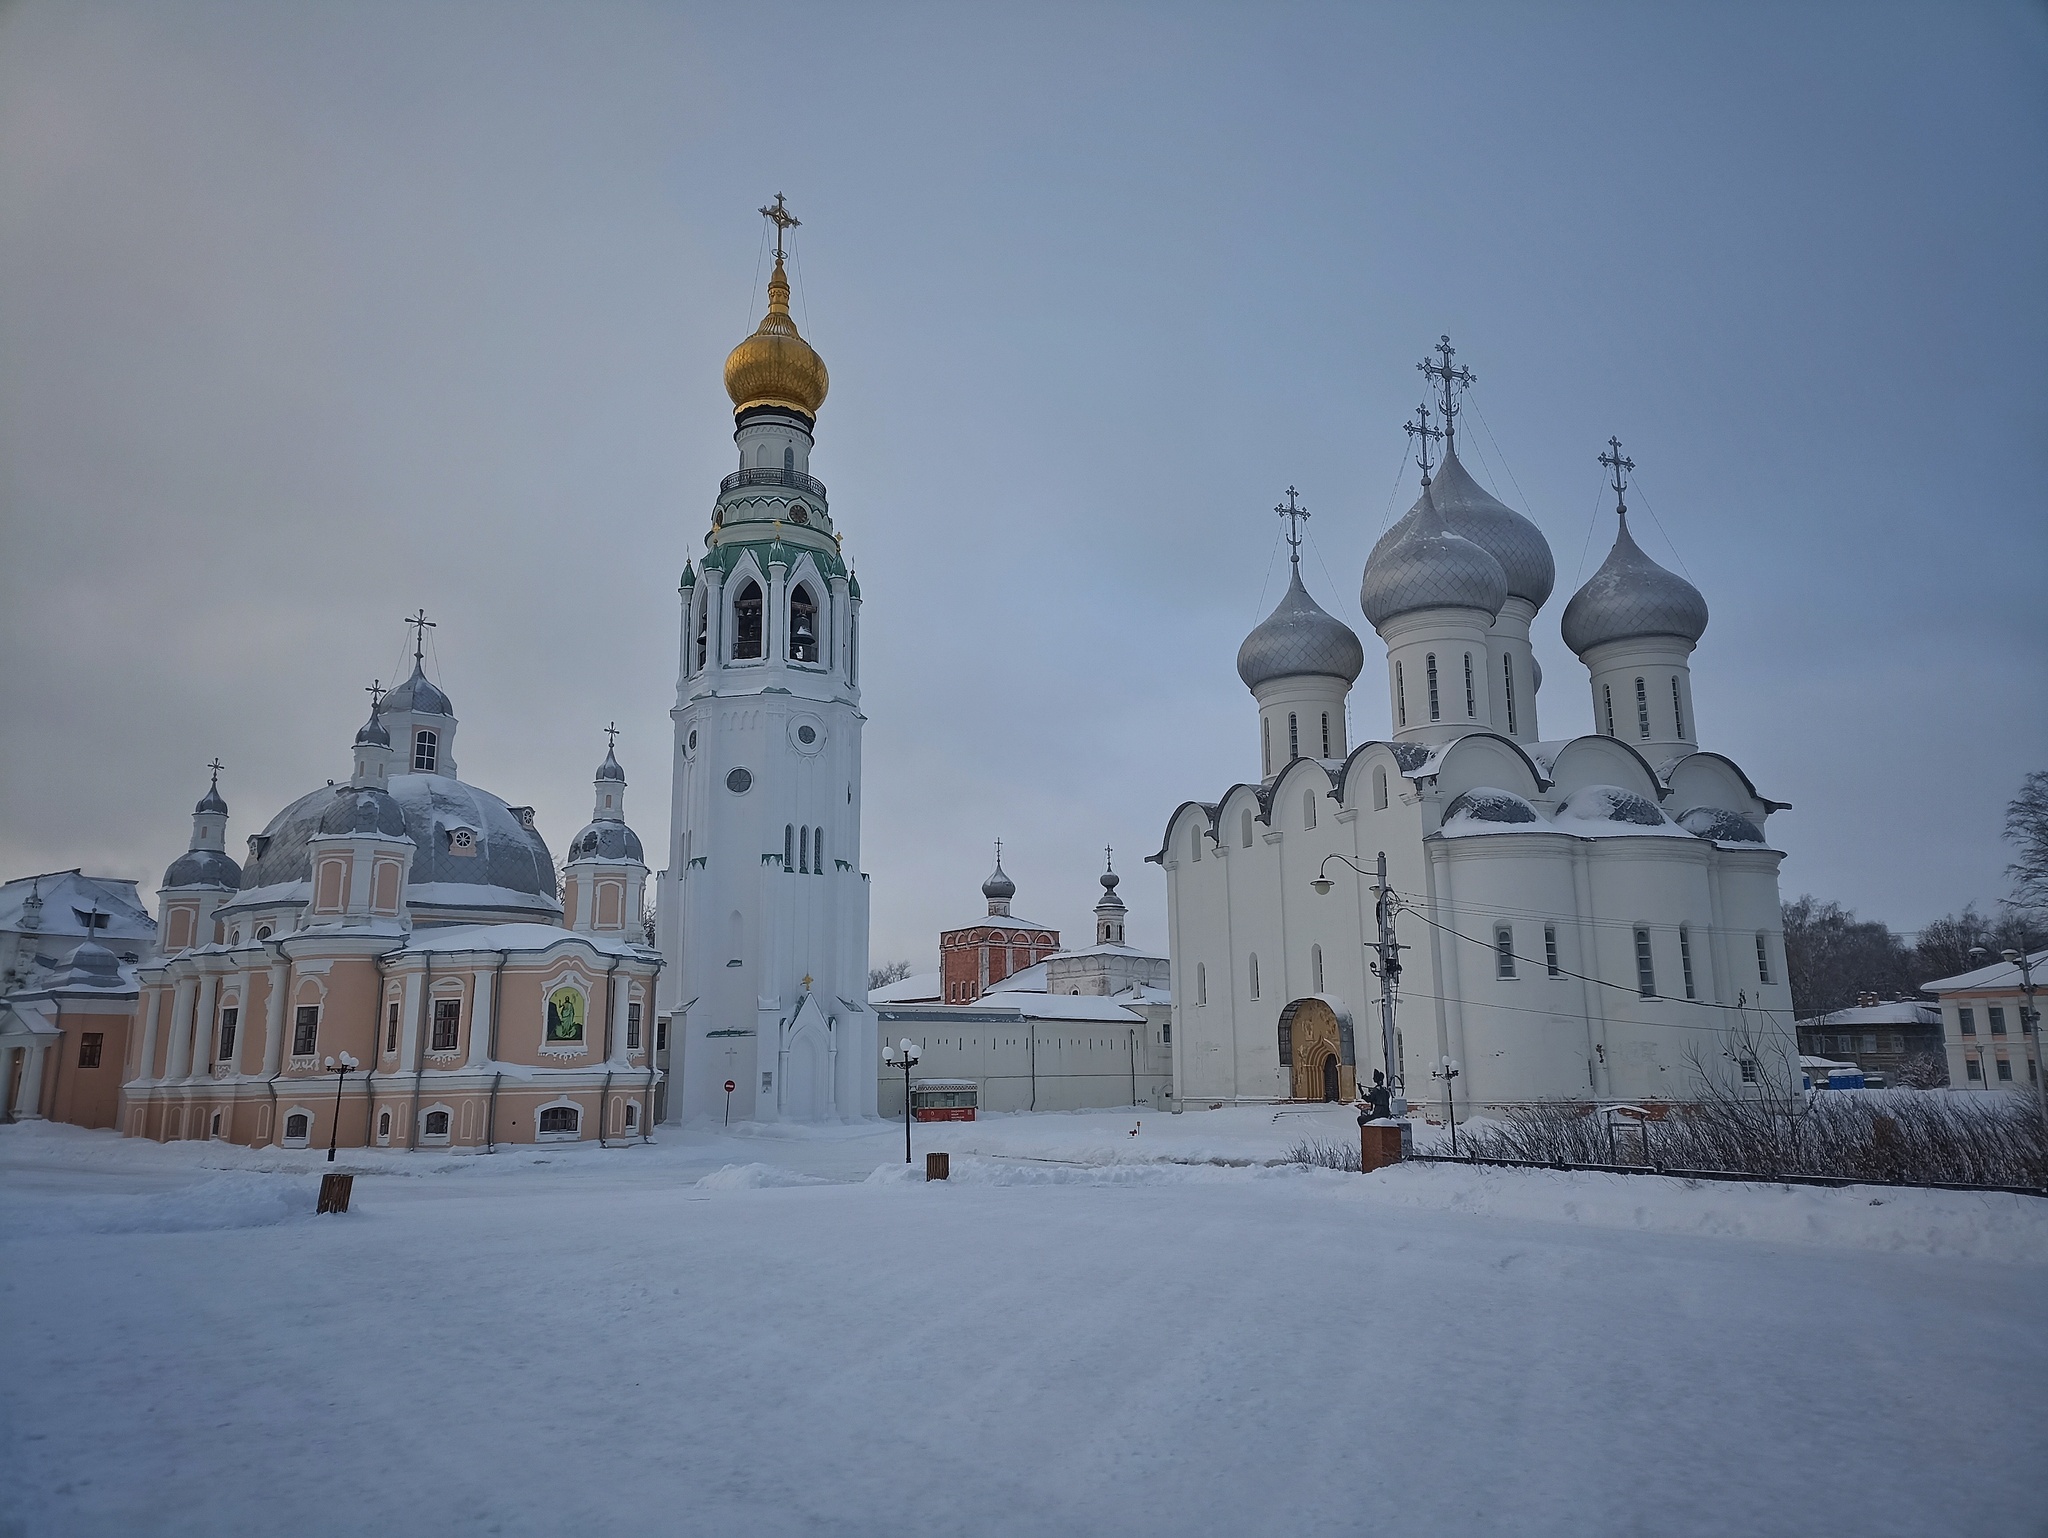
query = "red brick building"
(939, 847, 1059, 1003)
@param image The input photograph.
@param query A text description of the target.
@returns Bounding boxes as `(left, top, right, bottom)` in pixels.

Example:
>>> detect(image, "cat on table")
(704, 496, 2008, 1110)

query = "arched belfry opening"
(1276, 997, 1356, 1103)
(789, 583, 819, 662)
(732, 580, 764, 660)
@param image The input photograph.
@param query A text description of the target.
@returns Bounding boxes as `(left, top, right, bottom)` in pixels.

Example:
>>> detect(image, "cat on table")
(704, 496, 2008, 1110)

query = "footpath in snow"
(2, 1108, 2043, 1537)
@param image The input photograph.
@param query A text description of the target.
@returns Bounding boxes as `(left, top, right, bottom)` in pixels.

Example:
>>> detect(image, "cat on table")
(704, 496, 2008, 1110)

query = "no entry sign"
(724, 1079, 737, 1093)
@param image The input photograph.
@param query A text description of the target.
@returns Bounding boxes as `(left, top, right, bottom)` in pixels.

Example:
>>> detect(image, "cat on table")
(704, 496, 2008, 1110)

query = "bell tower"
(657, 199, 875, 1124)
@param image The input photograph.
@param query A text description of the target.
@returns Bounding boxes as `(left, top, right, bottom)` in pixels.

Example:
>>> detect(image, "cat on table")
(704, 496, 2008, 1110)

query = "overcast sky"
(2, 1, 2043, 969)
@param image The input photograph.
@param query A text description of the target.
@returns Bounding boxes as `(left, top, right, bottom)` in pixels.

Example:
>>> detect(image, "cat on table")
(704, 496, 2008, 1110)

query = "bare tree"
(1913, 905, 2039, 985)
(2005, 769, 2048, 916)
(868, 959, 913, 990)
(1781, 895, 1913, 1016)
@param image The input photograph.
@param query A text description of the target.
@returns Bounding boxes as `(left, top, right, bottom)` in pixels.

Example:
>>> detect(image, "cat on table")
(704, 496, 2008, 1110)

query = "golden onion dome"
(723, 257, 828, 419)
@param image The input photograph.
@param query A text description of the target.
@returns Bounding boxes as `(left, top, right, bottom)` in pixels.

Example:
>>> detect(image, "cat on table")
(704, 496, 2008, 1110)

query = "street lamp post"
(1431, 1057, 1462, 1157)
(322, 1052, 359, 1163)
(1310, 851, 1406, 1114)
(883, 1038, 920, 1163)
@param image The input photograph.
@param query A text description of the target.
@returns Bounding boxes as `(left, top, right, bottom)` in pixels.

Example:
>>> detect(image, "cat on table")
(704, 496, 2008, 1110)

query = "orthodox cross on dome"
(1418, 335, 1477, 453)
(1599, 436, 1635, 519)
(604, 721, 620, 750)
(365, 679, 385, 709)
(1275, 487, 1309, 570)
(802, 973, 813, 991)
(758, 193, 801, 262)
(1404, 402, 1443, 487)
(993, 836, 1003, 864)
(206, 757, 224, 789)
(1103, 844, 1114, 873)
(405, 608, 436, 665)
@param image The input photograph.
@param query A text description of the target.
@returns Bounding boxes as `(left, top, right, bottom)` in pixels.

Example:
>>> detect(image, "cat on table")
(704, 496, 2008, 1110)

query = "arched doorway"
(1277, 997, 1356, 1103)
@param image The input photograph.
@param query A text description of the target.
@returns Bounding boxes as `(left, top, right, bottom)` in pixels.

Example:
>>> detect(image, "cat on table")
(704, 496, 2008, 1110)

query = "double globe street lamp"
(883, 1038, 920, 1163)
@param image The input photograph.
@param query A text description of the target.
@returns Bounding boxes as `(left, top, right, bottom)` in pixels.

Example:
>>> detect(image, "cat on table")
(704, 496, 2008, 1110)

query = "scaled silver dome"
(981, 862, 1016, 901)
(241, 773, 557, 916)
(354, 708, 391, 748)
(1560, 513, 1708, 656)
(380, 661, 453, 719)
(319, 787, 409, 838)
(1236, 567, 1366, 690)
(1360, 486, 1508, 629)
(568, 820, 644, 863)
(164, 847, 243, 891)
(194, 782, 229, 817)
(1375, 449, 1554, 609)
(594, 746, 626, 783)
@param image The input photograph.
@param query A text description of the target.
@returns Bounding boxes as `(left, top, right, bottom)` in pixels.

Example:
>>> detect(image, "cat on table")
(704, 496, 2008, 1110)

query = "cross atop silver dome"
(1237, 487, 1365, 690)
(1560, 441, 1708, 655)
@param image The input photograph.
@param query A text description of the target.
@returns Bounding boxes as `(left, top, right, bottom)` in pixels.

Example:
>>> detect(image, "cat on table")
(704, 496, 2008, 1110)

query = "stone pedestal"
(1360, 1121, 1403, 1173)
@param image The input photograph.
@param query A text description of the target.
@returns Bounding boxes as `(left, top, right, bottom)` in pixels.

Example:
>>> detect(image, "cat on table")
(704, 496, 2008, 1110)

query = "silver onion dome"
(164, 847, 242, 890)
(595, 745, 626, 783)
(1407, 448, 1554, 608)
(1559, 512, 1708, 656)
(1236, 567, 1365, 690)
(1360, 486, 1508, 629)
(354, 708, 391, 748)
(380, 661, 453, 719)
(981, 861, 1016, 902)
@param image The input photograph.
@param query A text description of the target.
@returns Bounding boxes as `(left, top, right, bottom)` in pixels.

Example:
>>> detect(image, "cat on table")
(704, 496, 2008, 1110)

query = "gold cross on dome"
(759, 193, 801, 261)
(802, 973, 813, 990)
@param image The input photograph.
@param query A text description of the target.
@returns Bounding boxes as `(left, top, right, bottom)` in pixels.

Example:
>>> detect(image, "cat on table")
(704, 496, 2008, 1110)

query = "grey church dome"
(1560, 513, 1708, 656)
(568, 821, 644, 863)
(241, 773, 557, 917)
(1237, 567, 1366, 690)
(1406, 448, 1555, 608)
(380, 661, 453, 719)
(594, 746, 626, 783)
(354, 708, 391, 748)
(163, 848, 242, 891)
(194, 782, 228, 817)
(981, 861, 1016, 902)
(319, 787, 409, 838)
(55, 939, 124, 988)
(1360, 486, 1508, 629)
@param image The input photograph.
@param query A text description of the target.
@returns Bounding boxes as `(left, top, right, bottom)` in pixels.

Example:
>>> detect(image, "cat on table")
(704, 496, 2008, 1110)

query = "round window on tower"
(788, 716, 826, 754)
(798, 725, 816, 744)
(725, 767, 754, 795)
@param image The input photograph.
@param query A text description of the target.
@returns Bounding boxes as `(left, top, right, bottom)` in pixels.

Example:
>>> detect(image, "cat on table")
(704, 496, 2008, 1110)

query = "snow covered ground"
(3, 1107, 2043, 1537)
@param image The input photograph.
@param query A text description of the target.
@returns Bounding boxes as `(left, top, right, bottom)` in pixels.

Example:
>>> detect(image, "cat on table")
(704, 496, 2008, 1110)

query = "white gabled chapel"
(656, 201, 876, 1123)
(1153, 346, 1797, 1117)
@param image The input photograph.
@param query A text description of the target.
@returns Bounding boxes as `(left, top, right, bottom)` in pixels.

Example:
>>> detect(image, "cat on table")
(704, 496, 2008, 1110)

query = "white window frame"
(536, 1096, 584, 1141)
(281, 1107, 314, 1148)
(418, 1102, 454, 1146)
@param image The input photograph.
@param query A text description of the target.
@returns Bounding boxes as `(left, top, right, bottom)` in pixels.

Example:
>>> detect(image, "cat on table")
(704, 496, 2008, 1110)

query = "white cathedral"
(1151, 349, 1797, 1117)
(654, 203, 877, 1124)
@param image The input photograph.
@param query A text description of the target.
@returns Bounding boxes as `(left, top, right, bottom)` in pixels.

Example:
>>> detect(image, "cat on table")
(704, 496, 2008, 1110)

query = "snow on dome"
(1360, 485, 1508, 629)
(319, 787, 409, 839)
(194, 782, 228, 817)
(55, 939, 124, 987)
(379, 661, 453, 719)
(1403, 448, 1555, 608)
(1555, 785, 1671, 829)
(568, 820, 644, 864)
(163, 848, 242, 891)
(594, 746, 626, 783)
(354, 708, 391, 748)
(1441, 788, 1542, 828)
(1236, 567, 1366, 690)
(1559, 513, 1708, 656)
(1678, 806, 1765, 844)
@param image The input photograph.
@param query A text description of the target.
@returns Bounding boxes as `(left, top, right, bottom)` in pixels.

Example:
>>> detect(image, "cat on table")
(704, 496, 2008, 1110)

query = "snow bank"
(694, 1162, 833, 1191)
(0, 1171, 317, 1237)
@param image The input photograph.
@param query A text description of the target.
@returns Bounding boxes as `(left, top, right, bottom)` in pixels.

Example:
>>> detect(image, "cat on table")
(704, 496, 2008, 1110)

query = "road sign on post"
(724, 1079, 736, 1126)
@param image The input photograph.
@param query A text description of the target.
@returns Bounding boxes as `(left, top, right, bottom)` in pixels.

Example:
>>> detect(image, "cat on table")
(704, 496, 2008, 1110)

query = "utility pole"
(1312, 852, 1406, 1112)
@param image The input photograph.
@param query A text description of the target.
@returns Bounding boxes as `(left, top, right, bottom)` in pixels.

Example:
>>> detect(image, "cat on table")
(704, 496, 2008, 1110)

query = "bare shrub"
(1286, 1138, 1361, 1172)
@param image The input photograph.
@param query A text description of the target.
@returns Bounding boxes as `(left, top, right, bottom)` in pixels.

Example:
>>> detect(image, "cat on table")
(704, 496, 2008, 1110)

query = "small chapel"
(1153, 340, 1798, 1117)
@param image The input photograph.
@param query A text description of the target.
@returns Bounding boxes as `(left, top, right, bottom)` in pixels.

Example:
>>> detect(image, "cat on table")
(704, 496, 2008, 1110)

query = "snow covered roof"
(942, 915, 1056, 936)
(993, 960, 1049, 992)
(981, 989, 1145, 1023)
(389, 923, 656, 961)
(0, 871, 156, 943)
(868, 972, 943, 1004)
(1046, 942, 1168, 962)
(1795, 1001, 1941, 1029)
(1920, 948, 2048, 995)
(1436, 784, 1723, 844)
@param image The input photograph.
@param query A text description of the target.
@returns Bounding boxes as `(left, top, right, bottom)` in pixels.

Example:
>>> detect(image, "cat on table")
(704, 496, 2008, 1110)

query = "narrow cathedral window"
(1241, 810, 1254, 848)
(1373, 767, 1388, 810)
(626, 1003, 642, 1050)
(1190, 826, 1202, 862)
(1395, 662, 1407, 728)
(1288, 713, 1299, 760)
(1754, 933, 1773, 985)
(694, 596, 708, 671)
(1312, 944, 1324, 991)
(1634, 929, 1656, 998)
(1679, 927, 1697, 1000)
(1495, 927, 1516, 979)
(1262, 719, 1272, 777)
(78, 1032, 104, 1068)
(432, 999, 461, 1053)
(1464, 653, 1476, 718)
(1249, 953, 1261, 1000)
(1321, 713, 1331, 757)
(293, 1005, 319, 1057)
(732, 580, 765, 660)
(789, 584, 819, 662)
(1603, 686, 1615, 737)
(379, 1110, 392, 1139)
(386, 1001, 400, 1054)
(814, 828, 826, 872)
(1635, 677, 1651, 737)
(1671, 677, 1686, 739)
(217, 1008, 238, 1062)
(1544, 925, 1560, 977)
(1426, 654, 1441, 721)
(1302, 789, 1316, 830)
(800, 826, 810, 873)
(413, 729, 438, 773)
(1503, 655, 1518, 736)
(1196, 963, 1207, 1005)
(784, 824, 795, 870)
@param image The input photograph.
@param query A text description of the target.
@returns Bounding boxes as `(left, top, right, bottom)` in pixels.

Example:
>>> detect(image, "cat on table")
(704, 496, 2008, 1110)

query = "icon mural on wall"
(546, 986, 585, 1044)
